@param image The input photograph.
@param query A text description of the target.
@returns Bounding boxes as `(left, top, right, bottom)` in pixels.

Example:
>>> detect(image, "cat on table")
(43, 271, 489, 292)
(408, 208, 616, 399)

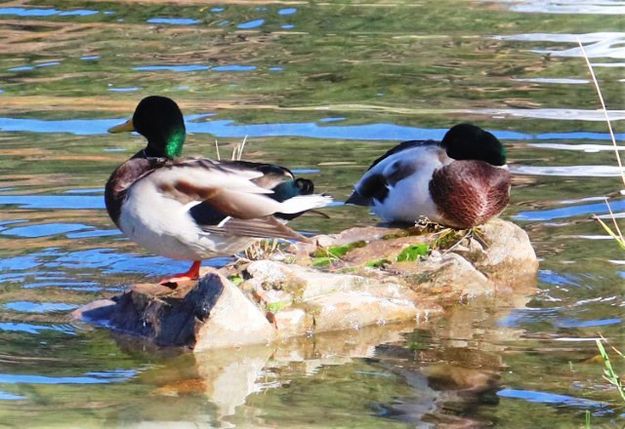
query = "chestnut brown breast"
(429, 160, 511, 229)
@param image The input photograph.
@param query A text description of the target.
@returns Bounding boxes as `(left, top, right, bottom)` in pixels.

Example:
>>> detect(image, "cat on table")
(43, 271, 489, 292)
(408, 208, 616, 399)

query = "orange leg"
(159, 260, 202, 286)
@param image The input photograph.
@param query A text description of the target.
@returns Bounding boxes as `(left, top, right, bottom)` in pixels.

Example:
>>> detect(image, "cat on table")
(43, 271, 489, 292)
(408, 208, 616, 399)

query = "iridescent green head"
(442, 123, 506, 166)
(108, 95, 186, 159)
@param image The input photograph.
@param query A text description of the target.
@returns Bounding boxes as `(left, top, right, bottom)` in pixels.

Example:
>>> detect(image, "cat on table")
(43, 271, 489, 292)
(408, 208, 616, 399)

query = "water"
(0, 0, 624, 427)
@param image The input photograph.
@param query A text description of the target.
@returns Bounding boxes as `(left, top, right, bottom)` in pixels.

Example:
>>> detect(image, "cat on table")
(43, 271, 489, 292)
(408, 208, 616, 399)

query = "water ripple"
(0, 7, 99, 17)
(0, 369, 135, 385)
(4, 301, 78, 313)
(513, 165, 625, 178)
(498, 0, 625, 15)
(495, 32, 625, 59)
(515, 199, 625, 221)
(0, 322, 75, 335)
(498, 388, 609, 410)
(147, 17, 200, 25)
(237, 19, 265, 30)
(2, 113, 625, 140)
(0, 391, 24, 401)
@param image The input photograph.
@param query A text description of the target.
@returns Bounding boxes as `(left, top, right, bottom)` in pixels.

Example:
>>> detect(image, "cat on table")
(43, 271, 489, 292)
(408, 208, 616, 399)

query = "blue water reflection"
(4, 301, 78, 313)
(498, 388, 609, 411)
(2, 223, 91, 238)
(147, 17, 200, 25)
(278, 8, 297, 15)
(515, 200, 625, 222)
(212, 65, 256, 72)
(0, 370, 135, 385)
(555, 318, 622, 328)
(133, 65, 209, 72)
(0, 195, 103, 209)
(237, 19, 265, 29)
(0, 322, 75, 335)
(108, 87, 140, 93)
(0, 7, 99, 17)
(2, 115, 625, 143)
(0, 391, 24, 401)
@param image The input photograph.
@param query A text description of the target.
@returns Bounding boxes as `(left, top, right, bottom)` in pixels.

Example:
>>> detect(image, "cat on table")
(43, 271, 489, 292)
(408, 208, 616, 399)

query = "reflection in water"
(4, 301, 78, 313)
(278, 8, 297, 16)
(237, 19, 265, 30)
(497, 388, 608, 410)
(3, 113, 625, 141)
(0, 0, 624, 426)
(0, 370, 135, 385)
(0, 7, 100, 17)
(498, 0, 625, 15)
(146, 17, 200, 25)
(0, 322, 75, 335)
(133, 64, 210, 72)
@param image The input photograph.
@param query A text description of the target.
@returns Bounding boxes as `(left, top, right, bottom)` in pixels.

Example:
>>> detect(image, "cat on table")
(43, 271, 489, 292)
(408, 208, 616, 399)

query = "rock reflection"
(110, 273, 535, 427)
(123, 323, 416, 423)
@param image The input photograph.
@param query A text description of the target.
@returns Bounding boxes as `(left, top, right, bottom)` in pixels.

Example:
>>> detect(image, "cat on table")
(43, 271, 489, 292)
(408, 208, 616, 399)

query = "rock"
(74, 270, 275, 350)
(71, 299, 116, 323)
(314, 225, 407, 247)
(472, 219, 539, 287)
(309, 291, 420, 332)
(74, 219, 538, 351)
(272, 308, 312, 337)
(243, 260, 427, 336)
(244, 260, 371, 300)
(193, 272, 276, 351)
(391, 252, 495, 305)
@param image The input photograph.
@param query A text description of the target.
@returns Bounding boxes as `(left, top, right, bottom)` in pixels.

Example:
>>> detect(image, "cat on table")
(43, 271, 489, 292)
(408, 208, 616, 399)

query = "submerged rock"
(73, 219, 538, 351)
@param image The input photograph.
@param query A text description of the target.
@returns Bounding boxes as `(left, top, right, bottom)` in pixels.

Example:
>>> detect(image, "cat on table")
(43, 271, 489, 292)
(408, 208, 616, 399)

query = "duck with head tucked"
(346, 124, 510, 229)
(105, 96, 331, 285)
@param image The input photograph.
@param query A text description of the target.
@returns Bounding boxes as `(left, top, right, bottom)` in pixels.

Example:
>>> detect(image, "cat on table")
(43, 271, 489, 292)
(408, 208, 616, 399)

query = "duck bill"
(108, 118, 135, 133)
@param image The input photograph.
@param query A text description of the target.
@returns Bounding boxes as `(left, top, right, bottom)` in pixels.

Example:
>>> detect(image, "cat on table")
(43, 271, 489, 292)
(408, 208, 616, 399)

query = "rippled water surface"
(1, 0, 625, 427)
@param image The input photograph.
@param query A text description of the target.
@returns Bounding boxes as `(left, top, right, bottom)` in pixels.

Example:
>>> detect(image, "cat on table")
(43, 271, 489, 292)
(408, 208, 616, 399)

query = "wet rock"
(243, 260, 426, 335)
(392, 251, 495, 305)
(74, 219, 537, 351)
(314, 225, 407, 247)
(74, 270, 275, 351)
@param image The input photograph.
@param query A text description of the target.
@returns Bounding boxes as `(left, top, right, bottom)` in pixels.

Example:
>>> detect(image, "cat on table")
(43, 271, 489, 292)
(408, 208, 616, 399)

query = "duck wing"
(200, 215, 309, 241)
(348, 142, 438, 206)
(365, 140, 439, 171)
(224, 160, 295, 189)
(139, 157, 329, 240)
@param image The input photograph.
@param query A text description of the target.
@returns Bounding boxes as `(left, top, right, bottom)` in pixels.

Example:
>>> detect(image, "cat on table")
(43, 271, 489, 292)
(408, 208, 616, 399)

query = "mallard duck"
(105, 96, 331, 284)
(346, 124, 510, 229)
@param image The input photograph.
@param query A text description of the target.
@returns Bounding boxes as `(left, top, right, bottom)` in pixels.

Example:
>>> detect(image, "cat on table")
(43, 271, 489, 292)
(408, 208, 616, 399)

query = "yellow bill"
(108, 118, 135, 133)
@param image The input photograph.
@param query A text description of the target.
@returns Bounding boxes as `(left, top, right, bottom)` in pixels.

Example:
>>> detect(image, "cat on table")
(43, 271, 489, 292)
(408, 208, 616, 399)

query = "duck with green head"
(105, 96, 331, 285)
(346, 124, 510, 228)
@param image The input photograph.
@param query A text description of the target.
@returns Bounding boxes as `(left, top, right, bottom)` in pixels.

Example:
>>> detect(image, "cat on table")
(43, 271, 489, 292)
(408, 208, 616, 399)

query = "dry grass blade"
(595, 335, 625, 404)
(594, 215, 625, 251)
(604, 197, 624, 242)
(231, 135, 249, 160)
(214, 139, 221, 161)
(577, 38, 625, 189)
(579, 38, 625, 250)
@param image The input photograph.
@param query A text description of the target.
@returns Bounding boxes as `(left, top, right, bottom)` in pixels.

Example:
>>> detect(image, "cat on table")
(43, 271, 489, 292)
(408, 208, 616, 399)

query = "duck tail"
(277, 194, 333, 214)
(345, 191, 370, 206)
